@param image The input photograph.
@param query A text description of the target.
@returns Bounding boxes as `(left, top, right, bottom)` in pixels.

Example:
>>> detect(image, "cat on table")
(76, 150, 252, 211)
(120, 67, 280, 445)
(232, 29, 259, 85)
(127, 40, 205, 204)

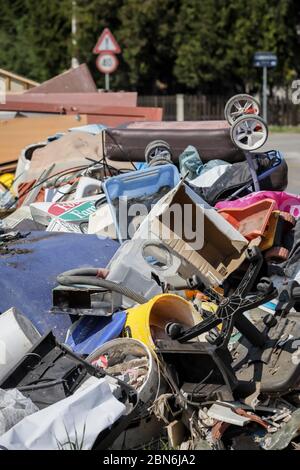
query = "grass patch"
(142, 437, 173, 451)
(56, 423, 86, 450)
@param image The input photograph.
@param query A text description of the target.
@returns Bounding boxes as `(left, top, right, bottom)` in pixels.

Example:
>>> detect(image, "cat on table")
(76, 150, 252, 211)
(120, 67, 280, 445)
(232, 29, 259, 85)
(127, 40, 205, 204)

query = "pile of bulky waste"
(1, 93, 300, 451)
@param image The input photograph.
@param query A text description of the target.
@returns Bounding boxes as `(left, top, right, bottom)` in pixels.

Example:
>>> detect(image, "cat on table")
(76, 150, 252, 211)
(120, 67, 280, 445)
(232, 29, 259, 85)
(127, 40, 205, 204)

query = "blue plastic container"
(65, 311, 127, 355)
(103, 164, 180, 243)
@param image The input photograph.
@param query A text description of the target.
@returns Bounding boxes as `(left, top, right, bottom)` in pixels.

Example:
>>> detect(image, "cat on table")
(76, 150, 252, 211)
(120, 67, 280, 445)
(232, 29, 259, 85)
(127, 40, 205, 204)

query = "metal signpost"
(253, 51, 278, 122)
(95, 52, 119, 90)
(93, 28, 121, 91)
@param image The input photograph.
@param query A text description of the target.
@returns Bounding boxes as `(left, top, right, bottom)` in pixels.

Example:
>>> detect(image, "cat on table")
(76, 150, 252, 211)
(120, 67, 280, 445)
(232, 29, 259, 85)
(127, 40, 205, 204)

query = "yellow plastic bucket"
(124, 294, 201, 350)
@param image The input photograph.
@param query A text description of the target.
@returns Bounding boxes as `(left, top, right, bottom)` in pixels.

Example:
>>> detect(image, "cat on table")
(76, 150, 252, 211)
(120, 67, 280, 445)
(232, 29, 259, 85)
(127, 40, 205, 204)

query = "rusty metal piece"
(211, 421, 231, 440)
(235, 408, 269, 430)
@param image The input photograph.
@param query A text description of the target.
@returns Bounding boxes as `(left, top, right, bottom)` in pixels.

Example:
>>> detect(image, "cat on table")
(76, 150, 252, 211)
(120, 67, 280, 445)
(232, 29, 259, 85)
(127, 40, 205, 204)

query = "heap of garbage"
(1, 91, 300, 451)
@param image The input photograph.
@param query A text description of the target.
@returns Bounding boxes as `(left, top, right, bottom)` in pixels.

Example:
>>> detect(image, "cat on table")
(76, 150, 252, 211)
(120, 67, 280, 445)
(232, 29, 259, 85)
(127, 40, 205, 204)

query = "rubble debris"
(145, 182, 250, 286)
(88, 338, 161, 409)
(0, 92, 300, 451)
(261, 409, 300, 450)
(0, 116, 92, 168)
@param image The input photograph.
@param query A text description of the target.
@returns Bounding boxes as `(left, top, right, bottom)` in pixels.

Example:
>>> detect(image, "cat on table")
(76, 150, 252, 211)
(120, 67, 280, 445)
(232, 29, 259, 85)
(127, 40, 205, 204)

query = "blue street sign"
(253, 51, 278, 68)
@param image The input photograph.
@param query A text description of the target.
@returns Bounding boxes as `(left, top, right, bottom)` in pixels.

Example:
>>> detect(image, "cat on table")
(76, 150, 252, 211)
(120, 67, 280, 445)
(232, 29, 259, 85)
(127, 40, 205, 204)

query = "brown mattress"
(105, 121, 244, 163)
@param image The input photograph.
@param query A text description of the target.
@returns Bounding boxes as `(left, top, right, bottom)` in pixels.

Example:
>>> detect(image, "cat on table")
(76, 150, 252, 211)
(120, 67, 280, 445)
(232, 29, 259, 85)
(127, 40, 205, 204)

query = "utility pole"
(105, 73, 110, 91)
(71, 0, 79, 68)
(262, 66, 268, 122)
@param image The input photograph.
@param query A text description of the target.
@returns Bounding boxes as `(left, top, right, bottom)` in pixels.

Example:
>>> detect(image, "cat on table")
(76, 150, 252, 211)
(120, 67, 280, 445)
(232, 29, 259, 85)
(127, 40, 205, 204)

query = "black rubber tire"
(145, 140, 172, 163)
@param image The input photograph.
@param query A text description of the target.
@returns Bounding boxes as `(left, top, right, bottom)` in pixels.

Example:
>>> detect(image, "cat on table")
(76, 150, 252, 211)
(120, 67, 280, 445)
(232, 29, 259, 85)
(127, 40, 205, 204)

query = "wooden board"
(0, 115, 89, 165)
(2, 92, 138, 108)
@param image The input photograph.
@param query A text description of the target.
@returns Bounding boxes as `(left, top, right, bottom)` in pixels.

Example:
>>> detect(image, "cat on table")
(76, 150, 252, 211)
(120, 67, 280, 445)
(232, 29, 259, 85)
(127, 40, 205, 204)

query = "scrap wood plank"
(1, 92, 138, 108)
(0, 115, 89, 165)
(0, 101, 163, 124)
(85, 107, 163, 126)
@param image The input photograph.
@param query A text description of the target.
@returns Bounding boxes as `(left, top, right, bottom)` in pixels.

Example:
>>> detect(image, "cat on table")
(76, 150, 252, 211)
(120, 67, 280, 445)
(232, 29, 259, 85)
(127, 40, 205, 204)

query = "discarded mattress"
(105, 122, 245, 164)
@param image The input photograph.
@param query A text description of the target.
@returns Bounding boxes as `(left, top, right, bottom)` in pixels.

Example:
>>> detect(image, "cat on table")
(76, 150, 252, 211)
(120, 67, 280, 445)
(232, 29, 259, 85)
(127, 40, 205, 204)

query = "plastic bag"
(0, 388, 39, 436)
(0, 379, 126, 450)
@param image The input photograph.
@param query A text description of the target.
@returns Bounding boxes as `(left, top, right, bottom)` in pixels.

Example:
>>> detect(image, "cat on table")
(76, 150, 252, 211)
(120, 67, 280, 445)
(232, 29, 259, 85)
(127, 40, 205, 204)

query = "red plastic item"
(218, 199, 276, 240)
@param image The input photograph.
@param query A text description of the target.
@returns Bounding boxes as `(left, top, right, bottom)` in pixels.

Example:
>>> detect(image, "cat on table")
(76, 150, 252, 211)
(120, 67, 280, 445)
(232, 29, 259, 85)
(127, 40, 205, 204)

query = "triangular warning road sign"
(93, 28, 121, 54)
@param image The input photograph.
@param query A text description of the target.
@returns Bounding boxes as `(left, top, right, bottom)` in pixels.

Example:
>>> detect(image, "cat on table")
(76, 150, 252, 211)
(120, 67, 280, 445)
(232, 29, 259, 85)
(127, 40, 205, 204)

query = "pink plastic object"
(216, 191, 300, 218)
(218, 199, 276, 240)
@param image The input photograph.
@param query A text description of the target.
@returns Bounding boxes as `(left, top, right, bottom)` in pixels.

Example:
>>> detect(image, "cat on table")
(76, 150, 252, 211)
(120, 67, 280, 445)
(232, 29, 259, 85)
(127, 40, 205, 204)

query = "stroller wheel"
(265, 246, 289, 263)
(230, 115, 268, 151)
(224, 94, 260, 125)
(145, 140, 172, 164)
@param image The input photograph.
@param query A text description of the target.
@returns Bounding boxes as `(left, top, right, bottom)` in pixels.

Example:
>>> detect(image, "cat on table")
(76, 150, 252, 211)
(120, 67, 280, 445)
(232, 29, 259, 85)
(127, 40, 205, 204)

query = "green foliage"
(0, 0, 71, 81)
(75, 0, 180, 92)
(174, 0, 300, 93)
(56, 422, 87, 450)
(0, 0, 300, 93)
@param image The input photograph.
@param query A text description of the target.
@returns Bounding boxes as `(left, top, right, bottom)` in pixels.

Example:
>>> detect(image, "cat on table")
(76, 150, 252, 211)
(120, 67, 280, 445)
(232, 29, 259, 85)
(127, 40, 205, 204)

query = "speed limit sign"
(96, 52, 119, 74)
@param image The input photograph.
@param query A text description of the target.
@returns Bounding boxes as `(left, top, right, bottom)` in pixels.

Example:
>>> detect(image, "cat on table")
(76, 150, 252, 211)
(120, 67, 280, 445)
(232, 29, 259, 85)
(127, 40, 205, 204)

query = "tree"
(174, 0, 300, 94)
(116, 0, 180, 92)
(0, 0, 71, 82)
(0, 0, 300, 94)
(174, 0, 229, 92)
(75, 0, 180, 92)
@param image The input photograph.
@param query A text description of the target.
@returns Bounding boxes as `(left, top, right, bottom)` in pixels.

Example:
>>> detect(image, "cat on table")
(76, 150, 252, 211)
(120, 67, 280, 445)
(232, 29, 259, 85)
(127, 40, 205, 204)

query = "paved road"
(261, 133, 299, 194)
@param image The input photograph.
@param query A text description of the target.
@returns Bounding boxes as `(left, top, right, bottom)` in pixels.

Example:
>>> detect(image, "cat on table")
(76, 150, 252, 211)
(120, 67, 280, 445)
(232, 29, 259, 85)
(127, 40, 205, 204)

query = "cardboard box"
(30, 197, 100, 226)
(147, 182, 249, 286)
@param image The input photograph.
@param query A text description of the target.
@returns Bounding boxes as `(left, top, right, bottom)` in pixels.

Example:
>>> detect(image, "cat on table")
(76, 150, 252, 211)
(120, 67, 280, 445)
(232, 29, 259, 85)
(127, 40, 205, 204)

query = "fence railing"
(138, 94, 300, 125)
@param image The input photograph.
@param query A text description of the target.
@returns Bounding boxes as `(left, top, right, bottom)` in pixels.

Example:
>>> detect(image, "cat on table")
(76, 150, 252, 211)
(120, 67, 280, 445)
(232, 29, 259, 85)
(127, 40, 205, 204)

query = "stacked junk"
(0, 79, 300, 451)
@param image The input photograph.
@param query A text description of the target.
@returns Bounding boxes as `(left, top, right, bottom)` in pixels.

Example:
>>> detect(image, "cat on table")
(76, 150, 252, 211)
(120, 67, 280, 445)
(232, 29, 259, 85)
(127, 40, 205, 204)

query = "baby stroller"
(143, 94, 286, 205)
(222, 94, 284, 197)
